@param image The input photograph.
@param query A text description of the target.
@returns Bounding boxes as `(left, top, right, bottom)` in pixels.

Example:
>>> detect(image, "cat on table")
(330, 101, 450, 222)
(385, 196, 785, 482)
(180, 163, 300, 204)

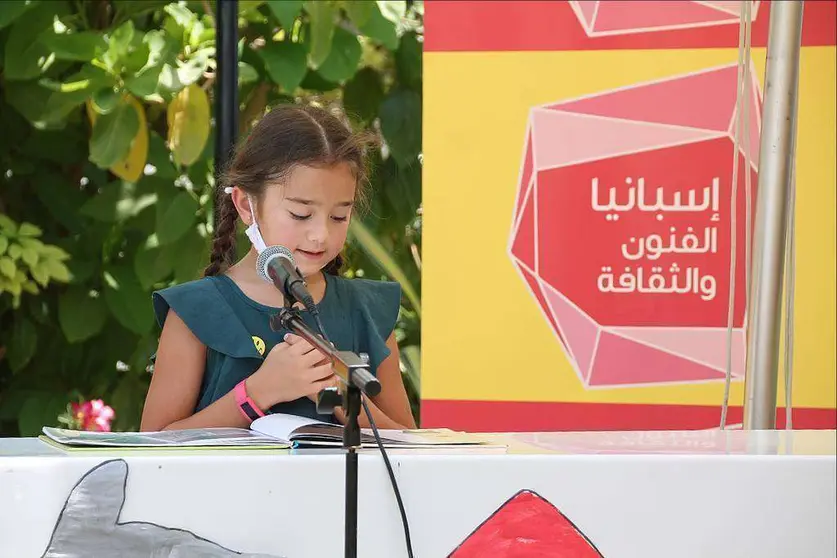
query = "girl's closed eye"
(289, 211, 311, 221)
(331, 215, 349, 222)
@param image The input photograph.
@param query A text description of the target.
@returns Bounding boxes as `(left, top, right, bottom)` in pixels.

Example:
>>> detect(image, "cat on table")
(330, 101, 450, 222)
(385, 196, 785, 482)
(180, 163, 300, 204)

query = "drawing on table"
(40, 459, 281, 558)
(448, 489, 604, 557)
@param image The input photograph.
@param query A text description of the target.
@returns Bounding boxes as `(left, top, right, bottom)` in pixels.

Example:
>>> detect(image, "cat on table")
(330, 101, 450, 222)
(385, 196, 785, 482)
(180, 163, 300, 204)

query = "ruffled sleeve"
(152, 277, 262, 360)
(348, 279, 402, 377)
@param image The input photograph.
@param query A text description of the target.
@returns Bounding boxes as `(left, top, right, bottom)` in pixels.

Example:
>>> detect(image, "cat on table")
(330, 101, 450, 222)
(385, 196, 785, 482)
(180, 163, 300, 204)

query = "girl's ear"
(229, 187, 254, 225)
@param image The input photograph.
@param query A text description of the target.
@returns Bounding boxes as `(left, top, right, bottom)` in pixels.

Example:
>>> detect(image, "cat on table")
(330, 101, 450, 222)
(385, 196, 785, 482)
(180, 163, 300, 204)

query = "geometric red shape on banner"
(548, 65, 745, 133)
(532, 110, 724, 171)
(511, 183, 536, 270)
(516, 264, 567, 350)
(610, 326, 746, 377)
(594, 1, 737, 33)
(542, 285, 599, 380)
(569, 0, 761, 38)
(516, 130, 535, 221)
(447, 490, 604, 558)
(508, 62, 761, 387)
(588, 331, 728, 387)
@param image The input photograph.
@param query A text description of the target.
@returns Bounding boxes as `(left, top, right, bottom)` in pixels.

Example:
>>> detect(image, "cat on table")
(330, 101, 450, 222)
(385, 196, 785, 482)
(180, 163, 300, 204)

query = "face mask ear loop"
(244, 195, 268, 253)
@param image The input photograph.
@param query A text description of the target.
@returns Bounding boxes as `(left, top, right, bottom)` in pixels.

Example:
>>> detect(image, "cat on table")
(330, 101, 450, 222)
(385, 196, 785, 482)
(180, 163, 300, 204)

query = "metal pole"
(214, 0, 239, 214)
(742, 0, 804, 430)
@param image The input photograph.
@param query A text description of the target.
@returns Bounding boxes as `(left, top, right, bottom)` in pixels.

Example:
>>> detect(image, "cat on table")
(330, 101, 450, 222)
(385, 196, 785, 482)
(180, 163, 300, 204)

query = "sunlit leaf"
(167, 83, 210, 166)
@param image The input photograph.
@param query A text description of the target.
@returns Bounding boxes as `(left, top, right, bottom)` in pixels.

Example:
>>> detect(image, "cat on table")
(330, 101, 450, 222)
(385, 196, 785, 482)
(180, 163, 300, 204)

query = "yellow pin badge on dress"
(252, 336, 265, 356)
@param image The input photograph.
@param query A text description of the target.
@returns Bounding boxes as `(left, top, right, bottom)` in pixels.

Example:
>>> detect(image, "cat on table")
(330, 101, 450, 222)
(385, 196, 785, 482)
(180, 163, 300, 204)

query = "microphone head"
(256, 245, 295, 283)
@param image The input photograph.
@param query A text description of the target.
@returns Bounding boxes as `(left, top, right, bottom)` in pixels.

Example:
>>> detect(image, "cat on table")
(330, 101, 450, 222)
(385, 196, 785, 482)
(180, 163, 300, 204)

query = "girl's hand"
(247, 334, 335, 408)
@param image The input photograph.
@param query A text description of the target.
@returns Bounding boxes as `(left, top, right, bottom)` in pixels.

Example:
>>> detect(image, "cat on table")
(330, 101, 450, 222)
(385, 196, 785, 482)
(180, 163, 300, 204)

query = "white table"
(1, 429, 834, 558)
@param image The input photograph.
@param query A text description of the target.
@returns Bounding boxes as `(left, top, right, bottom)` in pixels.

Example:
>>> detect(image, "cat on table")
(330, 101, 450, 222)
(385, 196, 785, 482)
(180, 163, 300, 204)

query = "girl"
(140, 104, 416, 432)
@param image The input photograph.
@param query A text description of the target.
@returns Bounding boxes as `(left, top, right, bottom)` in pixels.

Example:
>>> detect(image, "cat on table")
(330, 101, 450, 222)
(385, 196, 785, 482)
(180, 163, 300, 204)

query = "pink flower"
(71, 399, 115, 432)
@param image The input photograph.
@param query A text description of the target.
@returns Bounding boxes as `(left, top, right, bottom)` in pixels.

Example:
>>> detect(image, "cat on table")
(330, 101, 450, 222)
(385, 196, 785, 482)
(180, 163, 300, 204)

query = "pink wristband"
(234, 379, 266, 422)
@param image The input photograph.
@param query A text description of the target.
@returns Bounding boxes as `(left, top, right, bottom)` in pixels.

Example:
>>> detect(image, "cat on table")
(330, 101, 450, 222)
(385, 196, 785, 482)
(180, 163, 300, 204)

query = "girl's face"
(254, 162, 356, 277)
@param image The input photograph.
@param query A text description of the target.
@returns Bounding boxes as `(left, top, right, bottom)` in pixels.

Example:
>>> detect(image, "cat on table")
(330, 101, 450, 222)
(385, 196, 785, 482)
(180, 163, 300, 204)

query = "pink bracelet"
(234, 379, 266, 422)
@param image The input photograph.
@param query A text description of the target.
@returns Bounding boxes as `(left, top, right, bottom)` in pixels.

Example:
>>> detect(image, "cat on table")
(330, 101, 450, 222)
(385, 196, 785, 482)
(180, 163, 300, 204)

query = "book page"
(41, 427, 288, 448)
(250, 414, 336, 442)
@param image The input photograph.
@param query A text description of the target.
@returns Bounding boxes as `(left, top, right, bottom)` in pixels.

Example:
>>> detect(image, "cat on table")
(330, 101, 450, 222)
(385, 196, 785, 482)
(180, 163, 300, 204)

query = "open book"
(40, 413, 499, 451)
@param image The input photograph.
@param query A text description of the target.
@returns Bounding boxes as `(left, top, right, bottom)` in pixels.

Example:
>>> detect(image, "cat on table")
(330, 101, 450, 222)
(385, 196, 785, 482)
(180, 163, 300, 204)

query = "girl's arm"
(140, 309, 252, 431)
(334, 333, 417, 430)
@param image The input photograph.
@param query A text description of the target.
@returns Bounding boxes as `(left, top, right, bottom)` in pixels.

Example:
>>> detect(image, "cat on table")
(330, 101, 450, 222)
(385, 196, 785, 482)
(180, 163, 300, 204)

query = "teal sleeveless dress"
(151, 273, 401, 423)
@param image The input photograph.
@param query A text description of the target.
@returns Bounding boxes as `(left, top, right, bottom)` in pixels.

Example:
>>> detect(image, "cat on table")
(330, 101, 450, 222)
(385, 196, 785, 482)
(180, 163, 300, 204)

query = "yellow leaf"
(0, 256, 15, 278)
(87, 96, 149, 183)
(167, 83, 210, 167)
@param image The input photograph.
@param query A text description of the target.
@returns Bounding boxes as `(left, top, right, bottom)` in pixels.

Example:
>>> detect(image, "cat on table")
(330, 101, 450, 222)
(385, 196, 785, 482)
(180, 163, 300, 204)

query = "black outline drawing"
(40, 459, 281, 557)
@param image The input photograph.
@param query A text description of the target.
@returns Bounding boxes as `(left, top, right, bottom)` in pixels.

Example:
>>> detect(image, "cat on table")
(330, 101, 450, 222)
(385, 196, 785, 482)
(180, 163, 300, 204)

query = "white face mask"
(225, 187, 267, 253)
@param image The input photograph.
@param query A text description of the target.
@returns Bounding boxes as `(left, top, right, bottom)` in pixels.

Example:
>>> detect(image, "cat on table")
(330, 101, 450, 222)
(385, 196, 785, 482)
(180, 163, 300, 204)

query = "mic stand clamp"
(269, 304, 379, 558)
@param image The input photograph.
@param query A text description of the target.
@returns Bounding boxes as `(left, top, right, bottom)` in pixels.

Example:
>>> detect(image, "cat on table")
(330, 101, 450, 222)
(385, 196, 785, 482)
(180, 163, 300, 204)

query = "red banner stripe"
(425, 1, 837, 53)
(421, 399, 837, 431)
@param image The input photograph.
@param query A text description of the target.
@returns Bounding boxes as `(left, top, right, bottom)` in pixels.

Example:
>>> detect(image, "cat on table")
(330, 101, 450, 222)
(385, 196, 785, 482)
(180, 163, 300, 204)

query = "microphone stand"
(269, 301, 380, 558)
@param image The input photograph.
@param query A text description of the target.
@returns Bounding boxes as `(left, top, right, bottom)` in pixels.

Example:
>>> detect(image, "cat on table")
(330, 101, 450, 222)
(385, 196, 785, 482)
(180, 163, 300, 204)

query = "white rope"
(783, 5, 802, 431)
(721, 0, 753, 429)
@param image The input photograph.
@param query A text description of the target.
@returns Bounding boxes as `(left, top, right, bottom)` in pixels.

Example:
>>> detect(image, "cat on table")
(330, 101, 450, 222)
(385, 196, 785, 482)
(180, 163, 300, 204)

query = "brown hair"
(204, 104, 371, 277)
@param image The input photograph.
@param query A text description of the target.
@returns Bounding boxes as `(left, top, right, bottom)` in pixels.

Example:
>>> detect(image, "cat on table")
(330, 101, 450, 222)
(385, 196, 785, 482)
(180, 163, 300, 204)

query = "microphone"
(256, 245, 317, 312)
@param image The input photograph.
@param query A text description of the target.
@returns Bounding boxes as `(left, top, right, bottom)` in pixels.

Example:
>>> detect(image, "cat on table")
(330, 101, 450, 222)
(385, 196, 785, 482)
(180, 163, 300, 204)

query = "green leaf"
(0, 256, 16, 278)
(259, 41, 307, 92)
(0, 215, 16, 234)
(18, 392, 67, 435)
(33, 65, 115, 125)
(147, 132, 177, 178)
(164, 3, 196, 27)
(0, 237, 7, 256)
(343, 67, 384, 123)
(21, 248, 38, 268)
(3, 2, 62, 80)
(299, 69, 339, 92)
(89, 99, 140, 168)
(79, 181, 140, 223)
(134, 240, 175, 289)
(17, 222, 41, 237)
(92, 87, 121, 114)
(156, 191, 199, 245)
(174, 228, 207, 283)
(104, 20, 135, 71)
(41, 31, 107, 62)
(7, 244, 22, 260)
(357, 3, 398, 50)
(44, 259, 70, 282)
(396, 31, 421, 89)
(379, 89, 422, 166)
(114, 0, 170, 21)
(125, 29, 179, 98)
(239, 61, 258, 84)
(316, 27, 361, 83)
(267, 0, 303, 27)
(34, 171, 85, 231)
(59, 287, 107, 343)
(103, 266, 154, 335)
(0, 1, 35, 30)
(8, 318, 37, 372)
(305, 0, 335, 69)
(344, 1, 374, 26)
(401, 344, 421, 393)
(349, 219, 421, 316)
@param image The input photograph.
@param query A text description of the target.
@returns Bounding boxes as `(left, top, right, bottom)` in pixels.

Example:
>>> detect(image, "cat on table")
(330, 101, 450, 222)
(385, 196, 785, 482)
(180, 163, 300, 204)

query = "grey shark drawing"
(41, 459, 282, 557)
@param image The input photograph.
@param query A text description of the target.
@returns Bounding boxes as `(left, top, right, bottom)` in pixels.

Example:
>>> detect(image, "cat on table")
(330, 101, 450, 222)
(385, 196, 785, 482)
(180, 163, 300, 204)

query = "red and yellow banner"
(422, 1, 836, 431)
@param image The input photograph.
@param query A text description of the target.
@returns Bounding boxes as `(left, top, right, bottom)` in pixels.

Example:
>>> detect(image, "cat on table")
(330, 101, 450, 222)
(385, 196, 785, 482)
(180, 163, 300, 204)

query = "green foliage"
(0, 0, 423, 436)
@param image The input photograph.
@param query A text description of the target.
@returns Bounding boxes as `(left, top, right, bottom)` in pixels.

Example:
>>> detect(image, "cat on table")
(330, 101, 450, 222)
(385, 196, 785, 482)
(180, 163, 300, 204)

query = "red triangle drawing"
(448, 490, 604, 557)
